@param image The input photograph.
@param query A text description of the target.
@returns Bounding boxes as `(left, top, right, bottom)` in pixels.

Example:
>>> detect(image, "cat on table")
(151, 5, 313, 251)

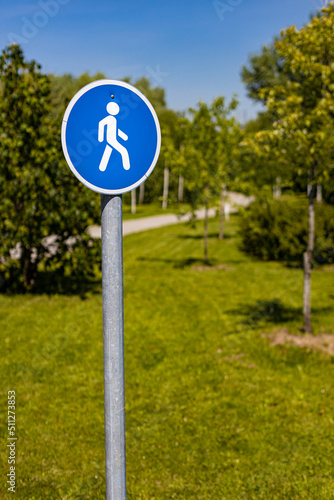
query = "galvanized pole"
(101, 194, 126, 500)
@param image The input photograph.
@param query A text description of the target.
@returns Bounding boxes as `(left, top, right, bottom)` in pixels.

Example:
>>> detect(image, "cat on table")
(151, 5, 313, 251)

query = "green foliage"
(238, 132, 292, 193)
(243, 111, 274, 134)
(152, 110, 190, 204)
(49, 73, 166, 125)
(323, 176, 334, 204)
(0, 45, 100, 292)
(133, 76, 166, 116)
(49, 71, 107, 121)
(257, 3, 334, 184)
(240, 4, 334, 332)
(241, 39, 287, 105)
(184, 97, 241, 262)
(241, 5, 334, 196)
(239, 197, 334, 266)
(186, 97, 240, 207)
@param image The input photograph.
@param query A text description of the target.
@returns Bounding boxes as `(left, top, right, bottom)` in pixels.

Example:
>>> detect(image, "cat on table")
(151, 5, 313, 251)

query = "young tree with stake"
(256, 4, 334, 332)
(185, 96, 239, 264)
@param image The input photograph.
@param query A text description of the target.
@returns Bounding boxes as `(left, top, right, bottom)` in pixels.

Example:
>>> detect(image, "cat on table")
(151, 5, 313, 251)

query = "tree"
(254, 4, 334, 332)
(238, 124, 294, 198)
(123, 77, 168, 205)
(49, 71, 106, 121)
(241, 5, 334, 199)
(241, 39, 288, 106)
(159, 121, 173, 209)
(185, 97, 239, 264)
(133, 77, 166, 116)
(0, 44, 100, 292)
(241, 37, 295, 198)
(153, 109, 188, 210)
(158, 110, 188, 209)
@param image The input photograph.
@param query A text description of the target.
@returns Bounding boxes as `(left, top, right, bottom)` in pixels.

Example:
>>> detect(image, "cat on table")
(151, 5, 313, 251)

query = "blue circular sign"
(61, 80, 161, 194)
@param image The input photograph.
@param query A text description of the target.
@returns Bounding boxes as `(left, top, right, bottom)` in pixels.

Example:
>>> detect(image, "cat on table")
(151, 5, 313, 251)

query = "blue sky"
(0, 0, 324, 121)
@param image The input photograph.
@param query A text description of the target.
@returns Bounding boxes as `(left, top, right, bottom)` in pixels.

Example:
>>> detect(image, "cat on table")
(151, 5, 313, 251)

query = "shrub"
(0, 44, 101, 292)
(239, 196, 334, 267)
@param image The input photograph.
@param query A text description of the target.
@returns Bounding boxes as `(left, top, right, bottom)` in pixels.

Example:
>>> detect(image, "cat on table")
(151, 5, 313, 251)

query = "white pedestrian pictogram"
(98, 102, 130, 172)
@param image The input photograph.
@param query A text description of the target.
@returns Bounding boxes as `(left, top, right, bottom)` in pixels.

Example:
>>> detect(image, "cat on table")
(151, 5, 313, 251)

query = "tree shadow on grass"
(35, 271, 101, 297)
(228, 299, 302, 329)
(2, 271, 101, 298)
(137, 256, 220, 269)
(177, 232, 233, 240)
(228, 299, 333, 331)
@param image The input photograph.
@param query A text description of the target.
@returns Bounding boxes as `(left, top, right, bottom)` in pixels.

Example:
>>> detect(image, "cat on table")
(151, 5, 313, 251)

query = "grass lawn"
(1, 214, 334, 499)
(122, 201, 191, 220)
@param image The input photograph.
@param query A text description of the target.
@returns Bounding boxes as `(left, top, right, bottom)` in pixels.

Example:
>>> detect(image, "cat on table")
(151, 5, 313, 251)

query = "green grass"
(1, 215, 334, 499)
(122, 201, 191, 220)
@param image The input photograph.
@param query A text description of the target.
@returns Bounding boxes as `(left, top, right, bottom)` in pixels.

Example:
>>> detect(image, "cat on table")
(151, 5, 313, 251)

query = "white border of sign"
(61, 79, 161, 195)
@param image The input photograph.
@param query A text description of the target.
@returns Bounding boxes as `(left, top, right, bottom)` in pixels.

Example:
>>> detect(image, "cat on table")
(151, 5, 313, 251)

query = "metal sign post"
(101, 194, 126, 499)
(61, 79, 161, 500)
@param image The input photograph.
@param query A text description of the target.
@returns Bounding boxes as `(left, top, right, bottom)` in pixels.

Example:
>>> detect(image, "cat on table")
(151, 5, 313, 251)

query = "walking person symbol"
(98, 102, 130, 172)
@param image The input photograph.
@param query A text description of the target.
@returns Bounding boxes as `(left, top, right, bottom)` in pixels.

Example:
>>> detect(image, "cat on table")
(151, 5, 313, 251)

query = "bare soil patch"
(265, 328, 334, 356)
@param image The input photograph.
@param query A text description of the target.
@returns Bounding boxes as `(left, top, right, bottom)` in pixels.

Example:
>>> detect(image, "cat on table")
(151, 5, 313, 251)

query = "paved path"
(8, 192, 253, 258)
(88, 192, 254, 238)
(88, 208, 216, 238)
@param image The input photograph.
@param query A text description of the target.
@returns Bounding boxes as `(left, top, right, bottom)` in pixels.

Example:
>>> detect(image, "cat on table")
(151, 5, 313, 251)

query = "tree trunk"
(22, 247, 37, 290)
(131, 188, 136, 214)
(316, 183, 322, 204)
(139, 182, 145, 205)
(23, 254, 31, 290)
(178, 175, 184, 203)
(162, 164, 169, 209)
(219, 187, 225, 240)
(273, 176, 282, 198)
(204, 196, 209, 265)
(224, 202, 230, 221)
(303, 176, 316, 334)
